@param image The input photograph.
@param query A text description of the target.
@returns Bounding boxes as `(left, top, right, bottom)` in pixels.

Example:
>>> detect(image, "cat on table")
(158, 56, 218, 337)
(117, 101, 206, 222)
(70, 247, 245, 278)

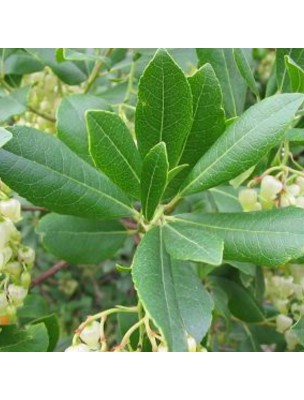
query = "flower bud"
(0, 222, 10, 250)
(296, 176, 304, 194)
(276, 314, 293, 333)
(65, 344, 91, 352)
(287, 184, 301, 197)
(4, 261, 22, 277)
(187, 335, 197, 352)
(6, 304, 16, 319)
(296, 196, 304, 208)
(18, 247, 35, 265)
(0, 199, 21, 222)
(157, 344, 168, 352)
(260, 175, 283, 201)
(79, 321, 100, 348)
(238, 189, 258, 211)
(284, 330, 299, 351)
(280, 193, 296, 208)
(20, 271, 31, 288)
(7, 284, 28, 306)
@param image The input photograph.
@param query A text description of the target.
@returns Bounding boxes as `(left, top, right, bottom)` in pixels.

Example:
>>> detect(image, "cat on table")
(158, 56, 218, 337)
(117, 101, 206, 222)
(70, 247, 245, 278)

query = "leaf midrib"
(181, 98, 298, 194)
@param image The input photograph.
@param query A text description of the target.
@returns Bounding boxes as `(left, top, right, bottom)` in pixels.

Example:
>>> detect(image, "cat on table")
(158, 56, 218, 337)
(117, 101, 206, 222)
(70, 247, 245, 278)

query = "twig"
(22, 206, 47, 212)
(28, 106, 56, 123)
(31, 260, 68, 287)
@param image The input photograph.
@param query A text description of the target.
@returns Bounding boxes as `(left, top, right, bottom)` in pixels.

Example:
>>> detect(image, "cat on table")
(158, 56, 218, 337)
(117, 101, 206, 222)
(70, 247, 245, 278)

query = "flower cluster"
(265, 265, 304, 350)
(239, 174, 304, 212)
(0, 195, 35, 325)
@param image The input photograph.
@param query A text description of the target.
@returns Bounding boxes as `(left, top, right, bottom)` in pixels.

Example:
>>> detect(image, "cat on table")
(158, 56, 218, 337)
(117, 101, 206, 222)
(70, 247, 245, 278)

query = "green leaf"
(56, 94, 110, 165)
(17, 294, 49, 321)
(56, 48, 110, 67)
(0, 86, 30, 123)
(25, 49, 90, 85)
(276, 49, 304, 92)
(233, 48, 259, 97)
(0, 126, 134, 219)
(0, 128, 12, 147)
(196, 48, 247, 117)
(163, 220, 223, 265)
(0, 48, 44, 75)
(181, 94, 304, 196)
(285, 128, 304, 142)
(87, 110, 142, 198)
(141, 142, 168, 220)
(285, 55, 304, 93)
(174, 207, 304, 266)
(209, 276, 264, 323)
(171, 259, 213, 343)
(291, 316, 304, 347)
(166, 64, 225, 196)
(209, 186, 243, 212)
(0, 323, 49, 352)
(167, 164, 188, 184)
(132, 226, 212, 351)
(37, 213, 128, 264)
(32, 314, 60, 352)
(135, 49, 193, 167)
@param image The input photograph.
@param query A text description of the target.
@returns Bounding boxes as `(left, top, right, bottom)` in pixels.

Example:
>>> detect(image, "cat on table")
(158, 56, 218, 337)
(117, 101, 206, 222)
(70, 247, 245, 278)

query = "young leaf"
(233, 48, 259, 97)
(209, 186, 243, 212)
(174, 207, 304, 266)
(285, 55, 304, 93)
(0, 86, 30, 123)
(141, 142, 168, 220)
(0, 126, 134, 219)
(163, 220, 223, 265)
(132, 226, 212, 351)
(37, 214, 128, 264)
(87, 110, 142, 198)
(25, 48, 90, 85)
(276, 48, 304, 92)
(0, 323, 49, 352)
(196, 48, 247, 117)
(167, 164, 188, 184)
(56, 94, 110, 165)
(0, 128, 12, 148)
(166, 64, 225, 196)
(209, 277, 264, 323)
(181, 94, 304, 196)
(135, 49, 193, 167)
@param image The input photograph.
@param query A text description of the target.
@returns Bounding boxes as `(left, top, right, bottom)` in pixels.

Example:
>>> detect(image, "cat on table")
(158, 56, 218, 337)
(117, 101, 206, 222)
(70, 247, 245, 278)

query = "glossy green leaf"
(209, 186, 243, 212)
(166, 64, 225, 196)
(26, 48, 90, 85)
(37, 213, 128, 264)
(87, 110, 142, 198)
(171, 259, 213, 343)
(0, 128, 12, 147)
(233, 48, 259, 97)
(0, 323, 49, 352)
(181, 94, 304, 195)
(132, 226, 212, 351)
(0, 48, 44, 75)
(0, 86, 30, 123)
(209, 276, 264, 323)
(135, 49, 193, 167)
(56, 94, 110, 165)
(285, 128, 304, 141)
(163, 220, 223, 265)
(32, 314, 60, 352)
(196, 48, 247, 117)
(0, 126, 134, 219)
(56, 48, 110, 67)
(174, 208, 304, 266)
(276, 49, 304, 92)
(141, 142, 168, 220)
(285, 55, 304, 93)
